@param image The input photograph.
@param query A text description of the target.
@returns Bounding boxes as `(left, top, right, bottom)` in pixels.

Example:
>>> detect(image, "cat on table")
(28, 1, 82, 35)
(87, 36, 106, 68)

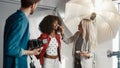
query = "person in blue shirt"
(4, 0, 41, 68)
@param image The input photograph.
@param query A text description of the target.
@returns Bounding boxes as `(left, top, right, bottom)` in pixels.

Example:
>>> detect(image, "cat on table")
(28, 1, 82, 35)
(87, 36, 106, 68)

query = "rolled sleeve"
(20, 48, 25, 56)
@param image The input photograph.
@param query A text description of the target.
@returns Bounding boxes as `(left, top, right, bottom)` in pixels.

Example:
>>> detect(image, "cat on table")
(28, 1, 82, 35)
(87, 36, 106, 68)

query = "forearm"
(5, 45, 24, 57)
(23, 48, 41, 55)
(62, 36, 73, 44)
(80, 52, 92, 58)
(23, 50, 34, 55)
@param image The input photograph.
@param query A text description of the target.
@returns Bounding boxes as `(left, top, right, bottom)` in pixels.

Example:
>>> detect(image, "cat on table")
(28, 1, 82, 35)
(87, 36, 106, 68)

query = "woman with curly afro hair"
(37, 15, 62, 68)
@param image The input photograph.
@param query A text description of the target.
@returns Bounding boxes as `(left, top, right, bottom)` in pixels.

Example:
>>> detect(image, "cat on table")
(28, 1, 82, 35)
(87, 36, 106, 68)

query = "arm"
(62, 35, 75, 44)
(4, 18, 40, 57)
(62, 31, 80, 44)
(23, 48, 42, 55)
(59, 26, 77, 44)
(80, 52, 91, 58)
(80, 42, 95, 58)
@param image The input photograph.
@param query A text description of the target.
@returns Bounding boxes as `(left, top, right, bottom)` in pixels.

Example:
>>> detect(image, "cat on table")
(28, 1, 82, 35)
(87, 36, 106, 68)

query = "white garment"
(43, 58, 59, 68)
(46, 37, 58, 56)
(81, 57, 93, 68)
(27, 55, 41, 68)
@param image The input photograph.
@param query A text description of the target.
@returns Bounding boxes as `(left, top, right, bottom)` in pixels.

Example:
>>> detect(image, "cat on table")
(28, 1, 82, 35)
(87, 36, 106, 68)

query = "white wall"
(95, 41, 113, 68)
(0, 2, 20, 68)
(0, 1, 114, 68)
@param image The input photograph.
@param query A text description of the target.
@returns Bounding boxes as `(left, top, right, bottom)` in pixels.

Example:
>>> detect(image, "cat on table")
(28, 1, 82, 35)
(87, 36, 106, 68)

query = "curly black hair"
(39, 15, 62, 35)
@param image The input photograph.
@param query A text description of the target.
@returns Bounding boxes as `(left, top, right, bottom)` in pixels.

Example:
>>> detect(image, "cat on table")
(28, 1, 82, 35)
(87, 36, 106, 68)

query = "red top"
(38, 33, 61, 64)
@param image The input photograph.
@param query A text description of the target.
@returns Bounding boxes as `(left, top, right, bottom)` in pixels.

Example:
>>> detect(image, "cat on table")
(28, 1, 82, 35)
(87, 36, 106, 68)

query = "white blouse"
(46, 37, 58, 56)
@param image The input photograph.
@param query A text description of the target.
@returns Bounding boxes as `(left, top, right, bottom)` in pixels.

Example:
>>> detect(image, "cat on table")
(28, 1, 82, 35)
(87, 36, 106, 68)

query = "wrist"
(23, 50, 33, 55)
(60, 33, 64, 37)
(61, 33, 64, 36)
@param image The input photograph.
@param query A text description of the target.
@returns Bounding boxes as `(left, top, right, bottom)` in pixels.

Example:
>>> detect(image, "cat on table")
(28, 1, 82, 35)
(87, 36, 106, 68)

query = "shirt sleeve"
(63, 31, 78, 44)
(5, 17, 28, 57)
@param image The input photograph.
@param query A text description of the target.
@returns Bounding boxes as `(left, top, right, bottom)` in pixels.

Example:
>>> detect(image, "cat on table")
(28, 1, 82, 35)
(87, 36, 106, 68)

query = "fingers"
(32, 49, 40, 55)
(37, 47, 43, 52)
(30, 46, 45, 55)
(80, 52, 90, 57)
(59, 26, 64, 34)
(79, 52, 85, 56)
(80, 51, 87, 54)
(58, 25, 63, 29)
(40, 47, 43, 50)
(35, 49, 40, 55)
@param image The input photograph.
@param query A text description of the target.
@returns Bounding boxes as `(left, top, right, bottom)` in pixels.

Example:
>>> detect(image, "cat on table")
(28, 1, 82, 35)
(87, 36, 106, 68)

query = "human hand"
(58, 25, 64, 35)
(30, 47, 43, 55)
(80, 52, 90, 58)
